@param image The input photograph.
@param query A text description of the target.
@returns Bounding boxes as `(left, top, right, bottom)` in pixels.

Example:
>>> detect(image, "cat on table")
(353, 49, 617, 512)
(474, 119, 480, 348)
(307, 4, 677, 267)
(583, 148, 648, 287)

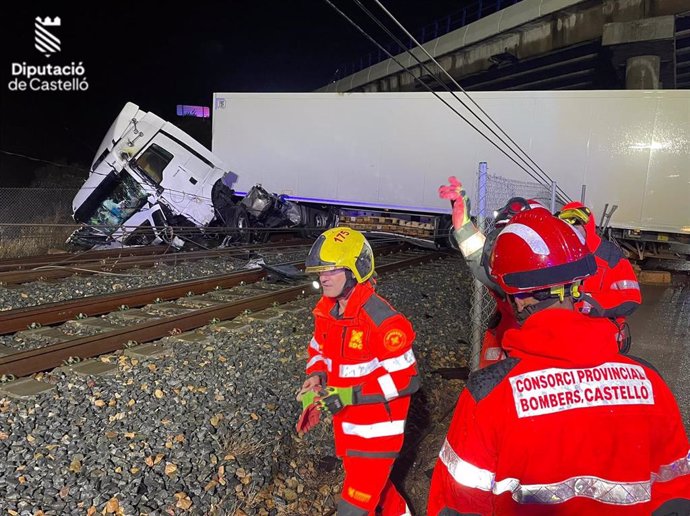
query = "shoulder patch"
(595, 239, 623, 268)
(383, 328, 407, 352)
(363, 294, 398, 326)
(466, 357, 520, 402)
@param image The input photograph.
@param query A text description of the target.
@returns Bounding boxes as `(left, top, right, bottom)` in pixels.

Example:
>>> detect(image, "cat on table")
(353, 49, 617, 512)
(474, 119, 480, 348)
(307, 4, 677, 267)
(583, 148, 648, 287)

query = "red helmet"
(490, 209, 596, 295)
(494, 197, 550, 227)
(558, 201, 600, 252)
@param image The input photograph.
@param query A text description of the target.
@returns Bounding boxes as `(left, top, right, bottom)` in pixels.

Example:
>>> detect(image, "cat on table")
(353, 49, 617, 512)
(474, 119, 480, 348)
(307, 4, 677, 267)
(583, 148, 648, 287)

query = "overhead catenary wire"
(325, 0, 570, 204)
(369, 0, 570, 203)
(355, 0, 569, 204)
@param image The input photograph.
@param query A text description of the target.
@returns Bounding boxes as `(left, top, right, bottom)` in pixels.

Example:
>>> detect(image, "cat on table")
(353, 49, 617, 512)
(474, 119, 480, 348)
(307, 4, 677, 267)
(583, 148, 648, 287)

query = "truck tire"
(302, 208, 333, 238)
(225, 205, 251, 243)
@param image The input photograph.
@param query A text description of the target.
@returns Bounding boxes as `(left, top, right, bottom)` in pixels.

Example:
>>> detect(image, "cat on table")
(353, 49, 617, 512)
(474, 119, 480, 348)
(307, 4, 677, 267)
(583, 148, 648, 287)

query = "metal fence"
(0, 188, 79, 257)
(469, 163, 555, 369)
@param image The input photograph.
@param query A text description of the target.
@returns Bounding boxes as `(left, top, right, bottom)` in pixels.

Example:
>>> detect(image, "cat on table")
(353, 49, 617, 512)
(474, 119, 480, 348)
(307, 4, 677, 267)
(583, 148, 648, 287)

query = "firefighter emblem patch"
(383, 328, 406, 351)
(348, 330, 364, 350)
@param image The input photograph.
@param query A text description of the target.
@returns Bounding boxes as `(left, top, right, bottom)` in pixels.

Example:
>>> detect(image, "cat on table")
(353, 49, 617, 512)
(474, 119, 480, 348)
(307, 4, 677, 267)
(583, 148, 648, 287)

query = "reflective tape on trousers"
(339, 349, 416, 378)
(341, 419, 405, 438)
(440, 440, 690, 505)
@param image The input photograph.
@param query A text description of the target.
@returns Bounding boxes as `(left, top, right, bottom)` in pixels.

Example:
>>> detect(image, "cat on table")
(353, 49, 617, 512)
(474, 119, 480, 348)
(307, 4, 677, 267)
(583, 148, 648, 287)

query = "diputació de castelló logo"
(8, 16, 89, 92)
(35, 16, 61, 57)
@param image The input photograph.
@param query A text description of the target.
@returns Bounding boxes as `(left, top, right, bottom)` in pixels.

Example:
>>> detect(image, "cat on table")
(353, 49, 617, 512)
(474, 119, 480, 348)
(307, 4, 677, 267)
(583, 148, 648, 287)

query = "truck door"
(133, 133, 202, 219)
(178, 153, 220, 225)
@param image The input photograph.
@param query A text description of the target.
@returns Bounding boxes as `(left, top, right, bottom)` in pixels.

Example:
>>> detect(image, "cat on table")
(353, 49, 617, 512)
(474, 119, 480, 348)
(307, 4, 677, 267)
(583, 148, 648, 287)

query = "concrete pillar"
(626, 55, 661, 88)
(603, 16, 675, 89)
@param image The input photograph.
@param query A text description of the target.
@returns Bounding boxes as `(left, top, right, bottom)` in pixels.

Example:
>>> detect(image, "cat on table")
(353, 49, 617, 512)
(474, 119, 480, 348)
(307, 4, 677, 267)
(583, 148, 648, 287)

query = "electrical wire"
(369, 0, 570, 203)
(356, 0, 569, 203)
(325, 0, 570, 204)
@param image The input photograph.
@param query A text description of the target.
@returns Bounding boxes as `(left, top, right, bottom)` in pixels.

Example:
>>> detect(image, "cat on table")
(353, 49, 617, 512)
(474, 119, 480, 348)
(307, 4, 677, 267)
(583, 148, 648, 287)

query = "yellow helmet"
(305, 227, 375, 283)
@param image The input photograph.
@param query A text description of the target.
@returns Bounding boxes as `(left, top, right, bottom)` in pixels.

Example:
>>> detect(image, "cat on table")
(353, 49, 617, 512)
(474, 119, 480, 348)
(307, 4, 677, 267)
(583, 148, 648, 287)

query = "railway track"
(0, 242, 406, 333)
(0, 239, 312, 285)
(0, 243, 468, 515)
(0, 247, 447, 378)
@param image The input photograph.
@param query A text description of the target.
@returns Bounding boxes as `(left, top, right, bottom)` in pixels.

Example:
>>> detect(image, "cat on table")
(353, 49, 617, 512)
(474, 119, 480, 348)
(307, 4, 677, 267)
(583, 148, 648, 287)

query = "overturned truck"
(68, 102, 335, 249)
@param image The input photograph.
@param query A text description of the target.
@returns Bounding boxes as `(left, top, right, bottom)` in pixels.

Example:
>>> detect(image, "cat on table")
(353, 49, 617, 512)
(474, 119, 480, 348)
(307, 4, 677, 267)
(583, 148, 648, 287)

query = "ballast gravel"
(0, 254, 474, 515)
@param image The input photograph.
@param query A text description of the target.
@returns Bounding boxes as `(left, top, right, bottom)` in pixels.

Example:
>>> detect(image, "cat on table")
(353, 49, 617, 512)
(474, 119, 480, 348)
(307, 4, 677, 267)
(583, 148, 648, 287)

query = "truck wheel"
(302, 208, 331, 238)
(225, 205, 251, 243)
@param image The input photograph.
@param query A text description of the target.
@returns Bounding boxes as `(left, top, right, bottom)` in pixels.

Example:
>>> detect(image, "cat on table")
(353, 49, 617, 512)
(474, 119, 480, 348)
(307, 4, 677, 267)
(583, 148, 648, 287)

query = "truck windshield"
(132, 143, 173, 185)
(87, 173, 148, 234)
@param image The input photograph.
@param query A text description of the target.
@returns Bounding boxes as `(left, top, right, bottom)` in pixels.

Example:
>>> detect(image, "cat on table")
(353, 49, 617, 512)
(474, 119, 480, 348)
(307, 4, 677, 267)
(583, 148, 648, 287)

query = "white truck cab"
(70, 102, 227, 248)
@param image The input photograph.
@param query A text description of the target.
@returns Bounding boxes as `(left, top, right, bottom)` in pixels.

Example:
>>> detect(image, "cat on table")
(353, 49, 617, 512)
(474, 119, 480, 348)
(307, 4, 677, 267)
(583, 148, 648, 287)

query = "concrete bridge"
(319, 0, 690, 92)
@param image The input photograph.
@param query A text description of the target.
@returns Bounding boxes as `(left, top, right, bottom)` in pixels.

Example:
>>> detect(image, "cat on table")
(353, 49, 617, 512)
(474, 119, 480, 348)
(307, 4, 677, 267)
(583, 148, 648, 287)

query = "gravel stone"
(0, 253, 472, 514)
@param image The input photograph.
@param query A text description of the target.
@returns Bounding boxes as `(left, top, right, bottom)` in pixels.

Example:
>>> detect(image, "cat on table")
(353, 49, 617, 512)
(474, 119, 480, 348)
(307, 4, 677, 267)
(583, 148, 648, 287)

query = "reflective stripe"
(564, 223, 586, 245)
(439, 439, 495, 491)
(655, 449, 690, 483)
(511, 476, 651, 504)
(458, 231, 486, 257)
(346, 449, 399, 458)
(341, 419, 405, 438)
(381, 349, 416, 373)
(441, 440, 690, 505)
(378, 373, 399, 401)
(611, 280, 640, 291)
(306, 354, 332, 372)
(500, 224, 550, 255)
(340, 358, 380, 378)
(340, 349, 416, 378)
(309, 337, 321, 351)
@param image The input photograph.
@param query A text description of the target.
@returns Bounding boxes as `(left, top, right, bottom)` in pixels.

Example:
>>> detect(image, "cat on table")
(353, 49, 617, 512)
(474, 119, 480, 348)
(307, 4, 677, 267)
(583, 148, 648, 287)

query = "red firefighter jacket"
(428, 308, 690, 516)
(577, 210, 642, 319)
(306, 281, 419, 457)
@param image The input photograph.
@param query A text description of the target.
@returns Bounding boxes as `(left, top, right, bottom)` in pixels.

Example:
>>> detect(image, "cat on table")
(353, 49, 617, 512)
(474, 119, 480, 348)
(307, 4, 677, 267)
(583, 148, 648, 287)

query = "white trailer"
(212, 90, 690, 255)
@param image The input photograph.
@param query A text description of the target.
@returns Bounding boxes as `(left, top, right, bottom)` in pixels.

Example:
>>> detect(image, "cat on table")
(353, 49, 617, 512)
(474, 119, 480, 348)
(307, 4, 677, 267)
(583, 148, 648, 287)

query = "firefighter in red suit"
(439, 177, 548, 368)
(558, 201, 642, 352)
(297, 227, 419, 516)
(427, 209, 690, 516)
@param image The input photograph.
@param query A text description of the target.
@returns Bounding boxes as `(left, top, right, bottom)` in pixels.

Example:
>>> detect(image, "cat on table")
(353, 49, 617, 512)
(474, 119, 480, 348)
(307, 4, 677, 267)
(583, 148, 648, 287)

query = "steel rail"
(0, 239, 312, 273)
(0, 267, 275, 335)
(0, 243, 407, 334)
(0, 250, 445, 378)
(0, 246, 170, 271)
(0, 240, 312, 285)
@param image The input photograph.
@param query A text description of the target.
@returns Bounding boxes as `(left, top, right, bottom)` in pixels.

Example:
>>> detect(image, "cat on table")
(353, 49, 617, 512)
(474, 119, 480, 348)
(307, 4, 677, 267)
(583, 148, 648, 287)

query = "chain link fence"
(469, 163, 556, 370)
(0, 188, 79, 258)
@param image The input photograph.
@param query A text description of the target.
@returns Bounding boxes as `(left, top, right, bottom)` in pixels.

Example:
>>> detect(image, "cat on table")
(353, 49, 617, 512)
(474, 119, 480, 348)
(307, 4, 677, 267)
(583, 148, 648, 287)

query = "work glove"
(296, 403, 321, 434)
(438, 176, 471, 230)
(296, 375, 322, 401)
(295, 388, 322, 434)
(318, 386, 354, 416)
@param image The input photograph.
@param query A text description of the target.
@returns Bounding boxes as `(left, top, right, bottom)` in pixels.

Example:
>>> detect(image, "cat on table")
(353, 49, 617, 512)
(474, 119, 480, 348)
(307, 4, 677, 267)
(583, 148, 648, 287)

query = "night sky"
(0, 1, 466, 186)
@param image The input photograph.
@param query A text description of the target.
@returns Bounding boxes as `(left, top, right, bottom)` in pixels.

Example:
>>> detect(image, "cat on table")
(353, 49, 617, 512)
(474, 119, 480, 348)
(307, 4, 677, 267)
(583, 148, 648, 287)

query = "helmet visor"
(557, 207, 591, 226)
(305, 235, 337, 274)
